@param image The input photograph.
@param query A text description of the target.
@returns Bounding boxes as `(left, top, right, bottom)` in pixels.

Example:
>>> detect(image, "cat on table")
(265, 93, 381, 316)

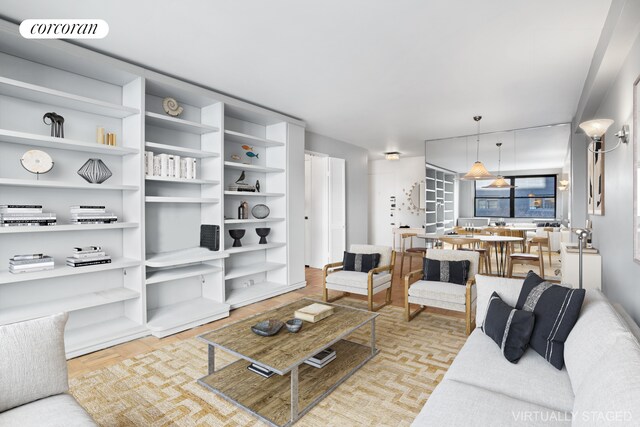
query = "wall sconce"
(558, 179, 570, 191)
(578, 119, 629, 154)
(385, 151, 400, 160)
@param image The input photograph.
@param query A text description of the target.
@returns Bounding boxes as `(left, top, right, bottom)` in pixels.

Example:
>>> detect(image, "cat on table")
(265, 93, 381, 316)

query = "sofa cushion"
(572, 335, 640, 426)
(325, 271, 391, 289)
(481, 292, 535, 363)
(408, 280, 475, 305)
(475, 275, 524, 327)
(423, 258, 470, 285)
(342, 251, 380, 272)
(443, 330, 575, 413)
(612, 303, 640, 342)
(0, 393, 96, 427)
(516, 271, 585, 370)
(0, 313, 69, 413)
(350, 244, 392, 269)
(564, 291, 634, 394)
(411, 379, 571, 426)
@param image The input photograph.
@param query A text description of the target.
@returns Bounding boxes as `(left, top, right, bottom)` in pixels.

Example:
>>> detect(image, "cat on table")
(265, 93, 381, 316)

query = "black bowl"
(229, 229, 245, 247)
(256, 228, 271, 244)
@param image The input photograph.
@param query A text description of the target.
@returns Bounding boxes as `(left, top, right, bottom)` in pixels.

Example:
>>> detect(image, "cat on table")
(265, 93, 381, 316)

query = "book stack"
(66, 246, 112, 267)
(9, 254, 54, 274)
(145, 151, 197, 179)
(304, 348, 336, 369)
(227, 184, 256, 192)
(70, 206, 117, 224)
(247, 363, 275, 378)
(294, 303, 335, 323)
(0, 205, 56, 227)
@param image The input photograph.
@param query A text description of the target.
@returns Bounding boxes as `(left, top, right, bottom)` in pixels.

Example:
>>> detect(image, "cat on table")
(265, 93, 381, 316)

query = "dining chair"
(527, 227, 553, 267)
(399, 233, 427, 276)
(507, 239, 545, 278)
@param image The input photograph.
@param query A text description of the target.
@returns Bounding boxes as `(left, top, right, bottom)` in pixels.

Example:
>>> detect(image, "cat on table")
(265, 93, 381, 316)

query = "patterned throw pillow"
(422, 258, 470, 285)
(342, 252, 381, 272)
(515, 271, 586, 369)
(482, 292, 535, 363)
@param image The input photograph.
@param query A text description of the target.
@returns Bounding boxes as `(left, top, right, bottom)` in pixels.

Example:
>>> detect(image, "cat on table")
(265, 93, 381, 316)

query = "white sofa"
(412, 275, 640, 426)
(0, 313, 96, 426)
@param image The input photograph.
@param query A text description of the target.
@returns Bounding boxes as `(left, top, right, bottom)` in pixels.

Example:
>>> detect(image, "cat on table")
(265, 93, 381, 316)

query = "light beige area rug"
(70, 302, 466, 426)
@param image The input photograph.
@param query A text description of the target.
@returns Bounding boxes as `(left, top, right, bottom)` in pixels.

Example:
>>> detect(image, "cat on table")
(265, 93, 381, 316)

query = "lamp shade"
(483, 176, 515, 188)
(579, 119, 614, 139)
(462, 161, 496, 180)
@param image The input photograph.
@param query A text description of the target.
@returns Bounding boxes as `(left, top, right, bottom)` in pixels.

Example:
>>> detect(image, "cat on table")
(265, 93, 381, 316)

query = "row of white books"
(9, 254, 54, 274)
(66, 246, 112, 268)
(145, 152, 198, 179)
(1, 205, 57, 227)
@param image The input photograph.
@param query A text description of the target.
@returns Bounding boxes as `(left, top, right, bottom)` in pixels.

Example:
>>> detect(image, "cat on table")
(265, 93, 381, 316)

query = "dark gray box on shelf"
(200, 225, 220, 251)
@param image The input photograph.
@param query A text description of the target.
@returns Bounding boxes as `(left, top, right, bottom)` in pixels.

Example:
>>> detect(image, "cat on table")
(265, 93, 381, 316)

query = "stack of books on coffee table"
(0, 205, 56, 227)
(66, 246, 112, 267)
(69, 206, 117, 225)
(9, 254, 54, 274)
(294, 303, 334, 323)
(304, 348, 336, 369)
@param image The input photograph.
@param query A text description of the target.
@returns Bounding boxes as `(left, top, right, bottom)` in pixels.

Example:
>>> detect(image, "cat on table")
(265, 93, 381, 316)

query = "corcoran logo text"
(19, 19, 109, 39)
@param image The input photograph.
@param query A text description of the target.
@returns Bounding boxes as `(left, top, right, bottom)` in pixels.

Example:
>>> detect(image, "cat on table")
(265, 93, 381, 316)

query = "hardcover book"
(294, 303, 335, 323)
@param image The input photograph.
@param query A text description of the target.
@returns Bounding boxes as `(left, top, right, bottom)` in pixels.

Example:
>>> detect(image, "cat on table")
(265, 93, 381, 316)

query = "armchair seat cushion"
(408, 280, 476, 305)
(0, 393, 96, 427)
(326, 271, 391, 289)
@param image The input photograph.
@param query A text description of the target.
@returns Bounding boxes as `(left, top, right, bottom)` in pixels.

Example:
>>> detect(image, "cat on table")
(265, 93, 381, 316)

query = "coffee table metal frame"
(197, 298, 379, 427)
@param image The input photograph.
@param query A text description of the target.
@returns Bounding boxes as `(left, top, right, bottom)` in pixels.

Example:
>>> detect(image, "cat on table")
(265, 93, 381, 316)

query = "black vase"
(229, 229, 245, 247)
(256, 228, 270, 244)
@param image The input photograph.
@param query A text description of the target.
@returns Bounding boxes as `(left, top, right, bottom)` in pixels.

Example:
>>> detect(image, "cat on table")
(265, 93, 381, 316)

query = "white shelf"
(225, 281, 302, 309)
(224, 130, 285, 147)
(65, 317, 148, 359)
(0, 287, 140, 324)
(224, 161, 284, 173)
(0, 222, 138, 234)
(146, 297, 229, 338)
(0, 129, 139, 155)
(146, 263, 223, 285)
(145, 112, 219, 134)
(144, 141, 219, 158)
(224, 218, 285, 224)
(225, 262, 286, 280)
(0, 76, 140, 118)
(145, 196, 219, 204)
(0, 258, 140, 285)
(145, 247, 228, 268)
(225, 242, 286, 254)
(224, 191, 284, 197)
(0, 178, 138, 191)
(146, 176, 220, 185)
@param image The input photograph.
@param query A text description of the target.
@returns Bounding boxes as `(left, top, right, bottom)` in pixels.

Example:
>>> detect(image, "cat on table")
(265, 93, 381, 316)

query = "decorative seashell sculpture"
(162, 97, 184, 117)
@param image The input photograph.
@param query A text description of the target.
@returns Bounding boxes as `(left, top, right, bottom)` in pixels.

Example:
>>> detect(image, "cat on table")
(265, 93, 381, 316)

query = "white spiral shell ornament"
(162, 97, 184, 117)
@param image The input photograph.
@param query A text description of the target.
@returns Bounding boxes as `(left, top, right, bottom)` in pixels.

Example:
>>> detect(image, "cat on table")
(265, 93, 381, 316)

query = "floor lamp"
(575, 229, 590, 290)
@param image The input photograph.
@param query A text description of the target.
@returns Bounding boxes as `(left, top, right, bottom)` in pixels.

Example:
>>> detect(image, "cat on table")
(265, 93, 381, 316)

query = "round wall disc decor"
(20, 150, 54, 174)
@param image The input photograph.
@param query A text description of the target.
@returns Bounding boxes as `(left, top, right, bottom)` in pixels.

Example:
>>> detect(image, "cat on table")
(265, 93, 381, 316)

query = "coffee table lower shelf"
(198, 339, 376, 426)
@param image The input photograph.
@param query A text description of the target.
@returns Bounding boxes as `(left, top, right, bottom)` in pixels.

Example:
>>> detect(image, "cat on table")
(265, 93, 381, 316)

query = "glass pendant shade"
(579, 119, 614, 139)
(462, 161, 496, 180)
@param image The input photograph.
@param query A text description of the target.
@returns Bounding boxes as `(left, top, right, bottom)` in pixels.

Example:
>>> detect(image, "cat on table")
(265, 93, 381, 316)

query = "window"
(474, 175, 556, 218)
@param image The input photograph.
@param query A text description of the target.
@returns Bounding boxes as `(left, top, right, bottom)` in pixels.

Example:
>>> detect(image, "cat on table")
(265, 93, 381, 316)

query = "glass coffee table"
(198, 298, 379, 426)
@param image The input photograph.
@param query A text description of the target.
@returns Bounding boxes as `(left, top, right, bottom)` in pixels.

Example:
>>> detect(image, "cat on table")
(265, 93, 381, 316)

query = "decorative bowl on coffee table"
(256, 228, 271, 244)
(285, 319, 302, 333)
(251, 319, 284, 336)
(229, 229, 245, 247)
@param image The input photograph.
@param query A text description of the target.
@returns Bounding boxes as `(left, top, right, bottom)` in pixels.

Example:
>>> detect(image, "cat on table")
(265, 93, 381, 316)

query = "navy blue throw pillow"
(422, 258, 470, 285)
(482, 292, 535, 363)
(342, 252, 380, 272)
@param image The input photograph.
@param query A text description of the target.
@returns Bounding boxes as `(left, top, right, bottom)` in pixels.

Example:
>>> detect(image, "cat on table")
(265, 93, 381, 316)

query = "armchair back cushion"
(422, 249, 479, 281)
(350, 244, 392, 269)
(423, 258, 471, 285)
(0, 312, 69, 412)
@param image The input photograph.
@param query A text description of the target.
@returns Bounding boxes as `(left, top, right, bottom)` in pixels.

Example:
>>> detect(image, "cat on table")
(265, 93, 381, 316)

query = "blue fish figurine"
(246, 152, 259, 159)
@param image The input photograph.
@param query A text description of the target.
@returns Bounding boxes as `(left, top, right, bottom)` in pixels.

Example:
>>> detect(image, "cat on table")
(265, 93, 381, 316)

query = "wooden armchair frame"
(323, 251, 396, 312)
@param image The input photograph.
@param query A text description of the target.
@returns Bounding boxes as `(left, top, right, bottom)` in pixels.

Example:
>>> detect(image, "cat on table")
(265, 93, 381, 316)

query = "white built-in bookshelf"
(425, 164, 457, 234)
(0, 19, 306, 357)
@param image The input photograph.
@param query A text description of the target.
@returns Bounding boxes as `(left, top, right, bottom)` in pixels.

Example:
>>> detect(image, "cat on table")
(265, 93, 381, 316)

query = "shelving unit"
(0, 177, 138, 191)
(0, 222, 138, 234)
(425, 164, 457, 234)
(224, 218, 285, 224)
(0, 129, 139, 155)
(145, 111, 220, 134)
(145, 141, 219, 158)
(145, 196, 219, 204)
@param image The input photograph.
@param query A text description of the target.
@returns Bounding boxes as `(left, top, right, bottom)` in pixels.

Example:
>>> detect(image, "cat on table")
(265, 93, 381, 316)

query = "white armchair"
(404, 249, 480, 335)
(323, 244, 396, 312)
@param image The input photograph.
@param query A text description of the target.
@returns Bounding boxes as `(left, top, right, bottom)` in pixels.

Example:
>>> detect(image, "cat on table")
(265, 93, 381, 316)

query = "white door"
(328, 158, 346, 263)
(309, 155, 329, 268)
(304, 155, 312, 266)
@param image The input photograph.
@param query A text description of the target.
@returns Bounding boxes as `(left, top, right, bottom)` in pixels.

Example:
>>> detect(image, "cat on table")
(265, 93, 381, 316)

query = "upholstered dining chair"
(404, 249, 480, 335)
(323, 244, 396, 312)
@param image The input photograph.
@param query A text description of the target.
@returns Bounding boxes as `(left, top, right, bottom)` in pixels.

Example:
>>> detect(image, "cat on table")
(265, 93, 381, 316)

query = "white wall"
(369, 156, 425, 246)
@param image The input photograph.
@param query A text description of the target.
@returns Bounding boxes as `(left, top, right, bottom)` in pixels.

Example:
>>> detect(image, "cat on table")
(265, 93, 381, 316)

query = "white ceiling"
(1, 1, 611, 158)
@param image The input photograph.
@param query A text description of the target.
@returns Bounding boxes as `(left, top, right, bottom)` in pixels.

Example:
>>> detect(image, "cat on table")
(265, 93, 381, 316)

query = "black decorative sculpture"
(43, 112, 65, 138)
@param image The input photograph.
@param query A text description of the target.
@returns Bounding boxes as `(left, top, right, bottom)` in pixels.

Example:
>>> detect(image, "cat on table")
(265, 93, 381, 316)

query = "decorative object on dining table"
(294, 302, 335, 323)
(251, 203, 270, 219)
(162, 97, 184, 117)
(200, 224, 220, 251)
(42, 112, 64, 138)
(20, 150, 54, 179)
(250, 319, 284, 337)
(256, 227, 270, 244)
(77, 158, 112, 184)
(285, 318, 303, 333)
(228, 229, 245, 247)
(255, 179, 260, 192)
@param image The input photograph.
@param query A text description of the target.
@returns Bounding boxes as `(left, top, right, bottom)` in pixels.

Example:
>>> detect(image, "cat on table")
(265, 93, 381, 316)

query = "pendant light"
(461, 116, 497, 180)
(483, 142, 515, 188)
